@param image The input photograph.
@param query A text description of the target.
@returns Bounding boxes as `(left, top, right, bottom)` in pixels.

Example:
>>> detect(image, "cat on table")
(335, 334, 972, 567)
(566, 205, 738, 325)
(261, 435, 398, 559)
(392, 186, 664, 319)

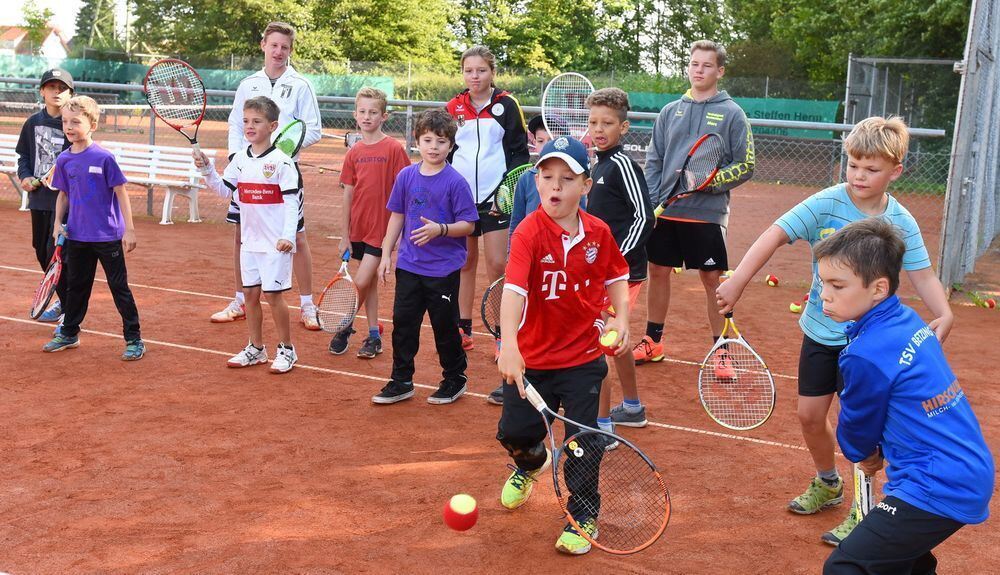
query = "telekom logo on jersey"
(541, 271, 592, 300)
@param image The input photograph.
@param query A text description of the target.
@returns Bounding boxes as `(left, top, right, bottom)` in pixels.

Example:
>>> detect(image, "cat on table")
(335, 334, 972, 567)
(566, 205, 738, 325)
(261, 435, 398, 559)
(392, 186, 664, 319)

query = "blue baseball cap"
(535, 136, 590, 177)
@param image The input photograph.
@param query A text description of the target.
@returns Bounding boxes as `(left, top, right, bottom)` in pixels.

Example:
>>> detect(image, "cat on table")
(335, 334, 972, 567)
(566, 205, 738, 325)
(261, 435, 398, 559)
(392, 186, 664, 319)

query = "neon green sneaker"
(788, 476, 844, 514)
(820, 504, 861, 546)
(500, 449, 551, 510)
(555, 518, 598, 555)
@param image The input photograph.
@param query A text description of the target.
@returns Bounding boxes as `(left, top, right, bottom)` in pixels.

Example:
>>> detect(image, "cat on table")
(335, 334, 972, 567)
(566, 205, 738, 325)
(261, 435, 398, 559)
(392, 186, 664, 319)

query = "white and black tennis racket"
(480, 276, 504, 338)
(541, 73, 594, 140)
(316, 249, 360, 334)
(653, 133, 726, 217)
(697, 312, 776, 430)
(521, 380, 670, 555)
(854, 463, 875, 519)
(274, 119, 306, 158)
(143, 59, 207, 152)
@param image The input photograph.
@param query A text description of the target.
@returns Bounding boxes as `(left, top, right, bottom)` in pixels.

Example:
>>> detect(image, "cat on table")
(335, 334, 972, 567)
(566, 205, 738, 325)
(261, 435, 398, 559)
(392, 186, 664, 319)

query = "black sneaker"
(372, 380, 414, 404)
(427, 379, 467, 405)
(357, 336, 383, 359)
(487, 383, 504, 405)
(328, 327, 356, 355)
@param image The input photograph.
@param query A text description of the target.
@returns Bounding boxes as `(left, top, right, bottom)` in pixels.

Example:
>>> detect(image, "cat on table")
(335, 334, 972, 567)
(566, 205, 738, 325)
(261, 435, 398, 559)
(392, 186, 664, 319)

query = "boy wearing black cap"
(16, 68, 73, 323)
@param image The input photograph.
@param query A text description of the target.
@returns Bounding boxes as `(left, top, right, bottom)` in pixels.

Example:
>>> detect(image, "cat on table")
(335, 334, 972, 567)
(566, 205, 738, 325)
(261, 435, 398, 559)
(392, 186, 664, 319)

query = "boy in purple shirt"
(373, 109, 478, 405)
(43, 96, 144, 360)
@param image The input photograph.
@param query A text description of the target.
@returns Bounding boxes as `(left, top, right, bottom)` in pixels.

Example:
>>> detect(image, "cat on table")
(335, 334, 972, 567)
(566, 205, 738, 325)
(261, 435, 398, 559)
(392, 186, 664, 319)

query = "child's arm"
(616, 161, 654, 258)
(192, 151, 232, 198)
(603, 279, 631, 356)
(298, 81, 323, 151)
(716, 224, 790, 313)
(377, 212, 405, 286)
(906, 267, 955, 343)
(497, 288, 527, 396)
(276, 190, 298, 253)
(838, 355, 891, 464)
(113, 184, 137, 253)
(15, 119, 37, 191)
(52, 191, 68, 242)
(339, 184, 354, 255)
(410, 217, 474, 246)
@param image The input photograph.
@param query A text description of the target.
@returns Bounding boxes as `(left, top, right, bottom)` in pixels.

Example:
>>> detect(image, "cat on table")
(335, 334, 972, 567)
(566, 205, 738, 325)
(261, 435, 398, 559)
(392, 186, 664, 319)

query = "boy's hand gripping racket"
(697, 312, 776, 430)
(316, 249, 360, 334)
(541, 72, 595, 140)
(30, 233, 65, 319)
(521, 379, 670, 554)
(653, 132, 726, 217)
(30, 164, 57, 190)
(143, 59, 208, 152)
(480, 276, 505, 338)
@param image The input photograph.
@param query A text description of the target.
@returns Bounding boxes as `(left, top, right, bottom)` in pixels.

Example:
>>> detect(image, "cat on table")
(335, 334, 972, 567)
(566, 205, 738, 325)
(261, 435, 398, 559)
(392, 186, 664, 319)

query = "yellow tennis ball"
(600, 330, 618, 347)
(673, 267, 683, 274)
(789, 302, 803, 313)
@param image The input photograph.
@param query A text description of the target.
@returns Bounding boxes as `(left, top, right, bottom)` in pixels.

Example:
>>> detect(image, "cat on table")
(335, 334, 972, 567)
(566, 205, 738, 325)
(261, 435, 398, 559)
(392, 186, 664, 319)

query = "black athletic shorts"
(798, 335, 845, 397)
(350, 241, 383, 261)
(471, 199, 510, 237)
(646, 218, 728, 270)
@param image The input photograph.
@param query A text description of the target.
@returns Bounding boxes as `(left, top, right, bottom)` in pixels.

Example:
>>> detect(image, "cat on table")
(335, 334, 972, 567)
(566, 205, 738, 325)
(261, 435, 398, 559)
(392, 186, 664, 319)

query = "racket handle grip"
(653, 203, 665, 218)
(523, 382, 547, 413)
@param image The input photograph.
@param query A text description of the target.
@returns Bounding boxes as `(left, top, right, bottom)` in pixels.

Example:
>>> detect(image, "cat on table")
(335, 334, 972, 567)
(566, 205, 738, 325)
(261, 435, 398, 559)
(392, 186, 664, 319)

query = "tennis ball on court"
(443, 494, 478, 531)
(673, 267, 683, 274)
(766, 274, 779, 287)
(789, 302, 803, 314)
(599, 330, 619, 356)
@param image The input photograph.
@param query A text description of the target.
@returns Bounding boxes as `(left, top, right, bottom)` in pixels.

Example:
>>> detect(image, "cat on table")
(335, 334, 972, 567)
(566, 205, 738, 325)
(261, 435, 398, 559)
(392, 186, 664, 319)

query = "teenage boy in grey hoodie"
(631, 39, 755, 367)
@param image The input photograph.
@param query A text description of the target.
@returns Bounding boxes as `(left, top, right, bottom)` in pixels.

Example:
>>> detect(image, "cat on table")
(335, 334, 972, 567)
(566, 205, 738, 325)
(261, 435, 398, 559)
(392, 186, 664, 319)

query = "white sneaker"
(211, 299, 246, 323)
(300, 303, 320, 331)
(227, 342, 268, 368)
(270, 344, 297, 373)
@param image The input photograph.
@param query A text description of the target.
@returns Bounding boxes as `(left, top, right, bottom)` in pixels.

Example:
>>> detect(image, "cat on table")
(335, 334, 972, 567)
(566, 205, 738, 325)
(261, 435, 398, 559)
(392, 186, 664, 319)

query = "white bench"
(1, 135, 216, 224)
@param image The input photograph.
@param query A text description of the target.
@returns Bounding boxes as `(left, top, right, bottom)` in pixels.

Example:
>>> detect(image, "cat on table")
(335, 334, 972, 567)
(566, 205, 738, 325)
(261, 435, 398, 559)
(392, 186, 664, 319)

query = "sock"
(458, 318, 473, 336)
(597, 417, 613, 432)
(369, 327, 380, 340)
(300, 294, 314, 307)
(249, 341, 262, 351)
(646, 322, 664, 343)
(235, 291, 245, 304)
(622, 398, 643, 413)
(818, 468, 840, 486)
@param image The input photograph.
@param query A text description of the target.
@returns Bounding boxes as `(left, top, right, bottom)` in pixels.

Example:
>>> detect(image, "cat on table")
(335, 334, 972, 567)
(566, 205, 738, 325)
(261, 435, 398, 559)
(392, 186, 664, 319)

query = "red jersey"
(339, 136, 411, 246)
(505, 209, 629, 370)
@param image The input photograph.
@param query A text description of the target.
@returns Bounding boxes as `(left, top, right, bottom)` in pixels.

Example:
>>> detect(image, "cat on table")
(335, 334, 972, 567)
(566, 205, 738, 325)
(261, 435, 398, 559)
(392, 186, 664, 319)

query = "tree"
(73, 0, 121, 54)
(21, 0, 54, 55)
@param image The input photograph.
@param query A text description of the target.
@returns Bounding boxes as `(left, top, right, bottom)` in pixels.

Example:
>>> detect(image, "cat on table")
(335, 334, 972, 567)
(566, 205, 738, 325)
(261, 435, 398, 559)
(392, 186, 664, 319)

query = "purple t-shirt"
(51, 143, 128, 242)
(386, 163, 478, 277)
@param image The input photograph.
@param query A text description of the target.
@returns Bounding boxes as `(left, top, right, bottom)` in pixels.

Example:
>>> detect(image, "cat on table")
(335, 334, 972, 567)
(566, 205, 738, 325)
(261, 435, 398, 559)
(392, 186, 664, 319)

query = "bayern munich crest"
(584, 241, 599, 264)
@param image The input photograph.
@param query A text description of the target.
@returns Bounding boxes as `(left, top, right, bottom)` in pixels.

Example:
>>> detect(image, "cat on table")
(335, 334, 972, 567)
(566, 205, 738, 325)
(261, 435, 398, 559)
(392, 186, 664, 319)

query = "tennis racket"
(143, 58, 207, 152)
(492, 163, 533, 216)
(653, 133, 726, 217)
(274, 119, 306, 158)
(30, 164, 57, 190)
(316, 249, 360, 334)
(541, 72, 594, 140)
(30, 233, 65, 319)
(697, 312, 776, 431)
(854, 463, 875, 519)
(480, 276, 505, 338)
(520, 380, 670, 554)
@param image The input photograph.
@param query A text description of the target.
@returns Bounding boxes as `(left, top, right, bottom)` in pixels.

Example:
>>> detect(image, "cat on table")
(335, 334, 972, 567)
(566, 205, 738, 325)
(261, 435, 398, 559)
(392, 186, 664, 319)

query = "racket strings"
(276, 124, 306, 156)
(700, 342, 775, 429)
(317, 280, 360, 332)
(685, 139, 725, 188)
(146, 63, 206, 123)
(483, 286, 502, 336)
(30, 266, 60, 317)
(544, 76, 593, 139)
(558, 432, 669, 552)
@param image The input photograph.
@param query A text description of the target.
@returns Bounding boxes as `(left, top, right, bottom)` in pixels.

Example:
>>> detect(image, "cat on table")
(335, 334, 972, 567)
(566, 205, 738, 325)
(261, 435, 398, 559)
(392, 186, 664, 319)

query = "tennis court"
(0, 183, 996, 572)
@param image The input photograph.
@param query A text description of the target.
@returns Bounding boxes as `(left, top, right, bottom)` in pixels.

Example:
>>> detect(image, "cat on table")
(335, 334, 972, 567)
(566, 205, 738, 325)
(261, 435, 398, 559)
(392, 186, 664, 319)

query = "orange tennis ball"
(789, 302, 803, 314)
(766, 274, 779, 287)
(599, 330, 619, 356)
(443, 494, 478, 531)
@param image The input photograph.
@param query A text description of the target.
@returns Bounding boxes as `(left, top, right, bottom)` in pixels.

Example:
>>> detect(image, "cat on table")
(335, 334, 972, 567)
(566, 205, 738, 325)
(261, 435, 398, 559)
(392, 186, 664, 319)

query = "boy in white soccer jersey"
(195, 96, 300, 373)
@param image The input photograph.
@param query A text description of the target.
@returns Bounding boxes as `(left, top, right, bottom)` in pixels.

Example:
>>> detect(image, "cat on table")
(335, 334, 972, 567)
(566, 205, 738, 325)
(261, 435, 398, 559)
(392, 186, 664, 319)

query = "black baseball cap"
(40, 68, 74, 91)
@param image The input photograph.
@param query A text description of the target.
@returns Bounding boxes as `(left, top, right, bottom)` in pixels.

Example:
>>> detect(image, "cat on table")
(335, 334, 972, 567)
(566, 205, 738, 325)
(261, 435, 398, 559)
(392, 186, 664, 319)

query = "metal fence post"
(147, 110, 155, 216)
(405, 104, 414, 152)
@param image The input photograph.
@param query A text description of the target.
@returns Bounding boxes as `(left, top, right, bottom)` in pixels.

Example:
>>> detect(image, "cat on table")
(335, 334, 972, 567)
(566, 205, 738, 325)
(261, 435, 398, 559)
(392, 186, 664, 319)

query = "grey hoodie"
(644, 90, 755, 227)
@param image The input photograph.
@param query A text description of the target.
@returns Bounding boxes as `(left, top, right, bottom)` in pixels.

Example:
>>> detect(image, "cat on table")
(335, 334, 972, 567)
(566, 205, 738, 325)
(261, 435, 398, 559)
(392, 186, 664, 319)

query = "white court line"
(0, 263, 797, 380)
(1, 314, 809, 453)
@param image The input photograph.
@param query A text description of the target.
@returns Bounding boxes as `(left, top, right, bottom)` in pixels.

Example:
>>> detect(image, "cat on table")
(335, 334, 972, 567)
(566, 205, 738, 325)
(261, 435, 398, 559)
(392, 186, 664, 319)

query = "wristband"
(444, 223, 450, 237)
(439, 223, 445, 237)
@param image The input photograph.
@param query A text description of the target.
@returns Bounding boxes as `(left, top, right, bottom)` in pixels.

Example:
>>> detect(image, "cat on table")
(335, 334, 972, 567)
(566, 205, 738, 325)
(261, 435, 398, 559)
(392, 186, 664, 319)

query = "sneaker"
(460, 330, 474, 351)
(427, 379, 467, 404)
(714, 348, 736, 379)
(42, 333, 79, 353)
(788, 476, 844, 515)
(227, 342, 268, 368)
(555, 518, 599, 555)
(493, 338, 501, 363)
(600, 427, 620, 452)
(357, 336, 383, 359)
(300, 303, 321, 331)
(372, 380, 415, 404)
(38, 302, 63, 323)
(329, 327, 356, 355)
(632, 335, 664, 364)
(500, 448, 551, 510)
(211, 299, 246, 323)
(487, 383, 504, 405)
(821, 505, 861, 546)
(270, 344, 297, 373)
(122, 339, 145, 361)
(609, 404, 648, 428)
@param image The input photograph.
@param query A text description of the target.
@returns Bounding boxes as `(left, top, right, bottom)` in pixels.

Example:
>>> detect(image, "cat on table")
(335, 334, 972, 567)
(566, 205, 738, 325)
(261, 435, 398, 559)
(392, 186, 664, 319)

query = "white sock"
(234, 292, 245, 304)
(300, 294, 313, 307)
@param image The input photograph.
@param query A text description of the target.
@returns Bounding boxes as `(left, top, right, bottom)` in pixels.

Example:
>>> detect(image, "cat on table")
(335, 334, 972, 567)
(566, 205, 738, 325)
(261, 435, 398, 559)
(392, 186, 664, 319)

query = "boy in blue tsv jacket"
(815, 218, 993, 575)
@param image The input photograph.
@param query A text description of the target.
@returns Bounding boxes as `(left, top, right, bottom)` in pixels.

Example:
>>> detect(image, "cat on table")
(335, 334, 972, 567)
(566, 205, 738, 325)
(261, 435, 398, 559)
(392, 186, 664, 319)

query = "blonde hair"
(844, 116, 909, 164)
(356, 86, 388, 113)
(263, 22, 296, 45)
(461, 45, 497, 88)
(63, 95, 100, 126)
(690, 39, 727, 67)
(586, 87, 630, 121)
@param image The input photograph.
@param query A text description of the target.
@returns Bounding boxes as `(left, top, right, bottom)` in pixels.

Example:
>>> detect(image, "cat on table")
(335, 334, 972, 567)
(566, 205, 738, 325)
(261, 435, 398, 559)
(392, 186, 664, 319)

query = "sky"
(2, 0, 83, 38)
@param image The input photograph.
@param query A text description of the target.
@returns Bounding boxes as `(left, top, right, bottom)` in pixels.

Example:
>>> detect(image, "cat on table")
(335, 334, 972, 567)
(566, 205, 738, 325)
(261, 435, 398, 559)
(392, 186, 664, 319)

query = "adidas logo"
(541, 254, 555, 264)
(596, 177, 605, 184)
(704, 258, 716, 266)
